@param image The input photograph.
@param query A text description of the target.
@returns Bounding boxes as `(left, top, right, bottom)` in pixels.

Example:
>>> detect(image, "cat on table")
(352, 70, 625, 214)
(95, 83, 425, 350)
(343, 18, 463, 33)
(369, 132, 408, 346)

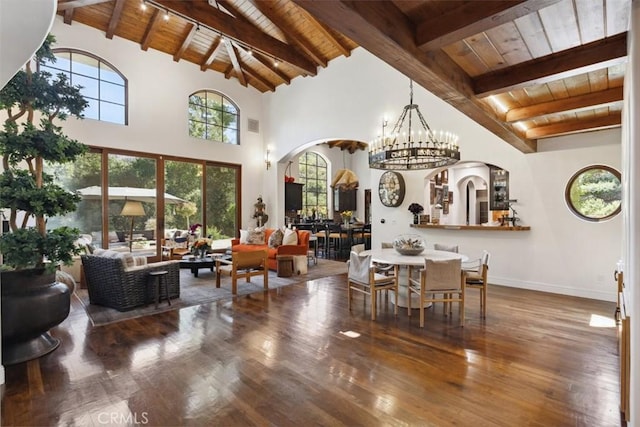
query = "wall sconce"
(265, 146, 272, 170)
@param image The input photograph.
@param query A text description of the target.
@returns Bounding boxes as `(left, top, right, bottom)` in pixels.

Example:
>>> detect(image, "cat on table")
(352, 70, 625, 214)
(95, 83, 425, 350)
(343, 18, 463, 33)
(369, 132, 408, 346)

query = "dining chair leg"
(393, 283, 398, 316)
(371, 286, 376, 320)
(407, 284, 412, 316)
(419, 297, 425, 328)
(347, 283, 352, 311)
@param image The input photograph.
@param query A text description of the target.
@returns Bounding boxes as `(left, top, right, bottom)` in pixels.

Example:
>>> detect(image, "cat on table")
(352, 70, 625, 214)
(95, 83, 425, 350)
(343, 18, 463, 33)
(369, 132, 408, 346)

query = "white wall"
(48, 18, 267, 229)
(264, 48, 622, 302)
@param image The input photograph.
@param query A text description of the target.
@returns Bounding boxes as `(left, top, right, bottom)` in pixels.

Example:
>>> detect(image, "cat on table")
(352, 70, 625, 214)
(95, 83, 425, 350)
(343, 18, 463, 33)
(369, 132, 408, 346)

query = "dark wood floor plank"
(1, 273, 622, 426)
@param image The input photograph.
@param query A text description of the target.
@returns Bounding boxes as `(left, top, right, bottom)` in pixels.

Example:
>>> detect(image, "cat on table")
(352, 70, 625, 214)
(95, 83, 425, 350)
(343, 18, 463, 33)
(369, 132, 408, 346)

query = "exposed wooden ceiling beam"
(141, 9, 162, 52)
(240, 62, 277, 92)
(416, 0, 561, 51)
(251, 52, 292, 85)
(474, 33, 628, 97)
(506, 86, 624, 122)
(106, 0, 126, 40)
(225, 39, 247, 87)
(249, 0, 328, 68)
(152, 0, 317, 76)
(57, 0, 111, 11)
(293, 0, 536, 153)
(200, 38, 222, 71)
(525, 113, 621, 139)
(174, 23, 197, 62)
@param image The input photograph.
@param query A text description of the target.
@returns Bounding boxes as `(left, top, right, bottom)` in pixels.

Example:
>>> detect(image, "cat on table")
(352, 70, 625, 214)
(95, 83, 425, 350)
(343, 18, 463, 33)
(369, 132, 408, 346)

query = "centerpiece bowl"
(393, 234, 426, 256)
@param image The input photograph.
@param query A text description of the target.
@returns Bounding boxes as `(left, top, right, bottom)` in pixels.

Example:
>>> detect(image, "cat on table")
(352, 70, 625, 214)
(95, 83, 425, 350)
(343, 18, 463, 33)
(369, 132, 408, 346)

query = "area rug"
(75, 258, 347, 326)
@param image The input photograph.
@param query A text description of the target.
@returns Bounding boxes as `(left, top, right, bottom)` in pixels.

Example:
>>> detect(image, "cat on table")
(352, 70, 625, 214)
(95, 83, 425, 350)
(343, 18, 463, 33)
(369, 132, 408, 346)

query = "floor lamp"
(120, 200, 145, 252)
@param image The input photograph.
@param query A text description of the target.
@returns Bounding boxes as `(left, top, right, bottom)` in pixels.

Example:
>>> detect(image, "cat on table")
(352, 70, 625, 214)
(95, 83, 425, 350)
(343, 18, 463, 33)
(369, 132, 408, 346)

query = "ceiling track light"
(146, 1, 283, 71)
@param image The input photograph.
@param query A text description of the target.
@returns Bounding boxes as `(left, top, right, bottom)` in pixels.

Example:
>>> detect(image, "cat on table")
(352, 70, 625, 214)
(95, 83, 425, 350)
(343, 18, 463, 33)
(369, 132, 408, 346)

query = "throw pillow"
(247, 228, 266, 245)
(118, 253, 135, 269)
(268, 228, 284, 248)
(239, 229, 249, 244)
(282, 228, 298, 245)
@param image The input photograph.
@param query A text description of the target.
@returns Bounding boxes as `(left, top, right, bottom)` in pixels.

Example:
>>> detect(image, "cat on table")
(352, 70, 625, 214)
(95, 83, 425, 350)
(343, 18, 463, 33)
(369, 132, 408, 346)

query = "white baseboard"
(489, 276, 617, 302)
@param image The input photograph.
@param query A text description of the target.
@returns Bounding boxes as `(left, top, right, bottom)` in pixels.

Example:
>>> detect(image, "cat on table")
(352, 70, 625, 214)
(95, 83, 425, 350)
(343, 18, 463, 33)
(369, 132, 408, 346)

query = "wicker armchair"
(81, 255, 180, 311)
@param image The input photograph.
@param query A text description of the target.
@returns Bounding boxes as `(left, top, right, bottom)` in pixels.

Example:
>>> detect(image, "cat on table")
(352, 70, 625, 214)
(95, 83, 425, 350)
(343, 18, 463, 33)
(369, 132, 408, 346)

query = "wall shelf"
(410, 224, 530, 231)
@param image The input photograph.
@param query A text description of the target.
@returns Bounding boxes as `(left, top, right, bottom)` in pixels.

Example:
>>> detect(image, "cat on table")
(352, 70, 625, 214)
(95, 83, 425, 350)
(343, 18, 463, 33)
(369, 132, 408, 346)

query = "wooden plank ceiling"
(58, 0, 630, 153)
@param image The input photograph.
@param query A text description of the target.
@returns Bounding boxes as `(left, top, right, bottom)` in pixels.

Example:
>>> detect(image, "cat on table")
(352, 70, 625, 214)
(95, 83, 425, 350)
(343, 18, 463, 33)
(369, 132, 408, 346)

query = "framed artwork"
(443, 201, 449, 214)
(435, 188, 443, 205)
(430, 182, 436, 203)
(442, 185, 449, 201)
(449, 191, 454, 204)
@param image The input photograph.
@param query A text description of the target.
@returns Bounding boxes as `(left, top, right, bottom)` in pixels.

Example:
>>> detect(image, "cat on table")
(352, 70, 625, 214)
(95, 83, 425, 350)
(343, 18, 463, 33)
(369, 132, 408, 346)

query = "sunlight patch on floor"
(589, 314, 616, 328)
(339, 330, 361, 338)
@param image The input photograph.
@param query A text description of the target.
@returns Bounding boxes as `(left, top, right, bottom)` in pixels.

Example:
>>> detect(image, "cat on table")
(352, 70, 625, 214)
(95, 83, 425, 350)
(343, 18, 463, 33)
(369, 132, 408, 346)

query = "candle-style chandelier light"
(369, 80, 461, 170)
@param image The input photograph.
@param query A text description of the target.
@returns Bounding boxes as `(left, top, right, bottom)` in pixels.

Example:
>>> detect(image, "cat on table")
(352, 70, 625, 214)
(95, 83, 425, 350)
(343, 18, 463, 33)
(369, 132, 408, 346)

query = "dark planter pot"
(1, 268, 70, 365)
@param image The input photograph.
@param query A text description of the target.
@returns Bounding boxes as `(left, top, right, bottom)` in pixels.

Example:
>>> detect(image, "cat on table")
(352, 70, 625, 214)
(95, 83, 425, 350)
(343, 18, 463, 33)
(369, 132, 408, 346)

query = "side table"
(147, 270, 170, 308)
(276, 255, 294, 277)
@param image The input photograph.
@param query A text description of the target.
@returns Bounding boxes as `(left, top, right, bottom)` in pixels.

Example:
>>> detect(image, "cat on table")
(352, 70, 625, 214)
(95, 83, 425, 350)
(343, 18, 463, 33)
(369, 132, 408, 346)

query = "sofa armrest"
(276, 244, 308, 256)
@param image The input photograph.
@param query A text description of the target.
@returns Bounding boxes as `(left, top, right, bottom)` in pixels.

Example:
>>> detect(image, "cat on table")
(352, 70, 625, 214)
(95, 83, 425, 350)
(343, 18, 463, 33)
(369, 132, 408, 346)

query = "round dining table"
(360, 248, 468, 308)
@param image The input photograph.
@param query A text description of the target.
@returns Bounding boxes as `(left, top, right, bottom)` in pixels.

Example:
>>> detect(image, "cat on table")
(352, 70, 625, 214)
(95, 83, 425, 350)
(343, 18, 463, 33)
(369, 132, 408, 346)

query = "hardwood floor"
(2, 274, 623, 426)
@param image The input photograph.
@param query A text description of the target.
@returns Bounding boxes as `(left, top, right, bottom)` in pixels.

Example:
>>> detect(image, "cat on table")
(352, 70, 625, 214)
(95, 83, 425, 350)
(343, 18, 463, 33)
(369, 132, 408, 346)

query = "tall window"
(188, 90, 239, 144)
(45, 149, 240, 259)
(299, 152, 328, 218)
(41, 49, 127, 125)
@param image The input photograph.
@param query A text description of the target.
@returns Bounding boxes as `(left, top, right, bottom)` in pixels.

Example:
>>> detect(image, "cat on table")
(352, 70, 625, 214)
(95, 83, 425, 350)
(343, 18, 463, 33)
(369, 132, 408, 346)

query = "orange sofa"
(231, 229, 310, 271)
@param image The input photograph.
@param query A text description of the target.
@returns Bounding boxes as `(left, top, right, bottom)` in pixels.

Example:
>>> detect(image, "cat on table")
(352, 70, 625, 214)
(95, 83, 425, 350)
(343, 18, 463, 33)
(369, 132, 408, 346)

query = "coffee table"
(180, 254, 227, 277)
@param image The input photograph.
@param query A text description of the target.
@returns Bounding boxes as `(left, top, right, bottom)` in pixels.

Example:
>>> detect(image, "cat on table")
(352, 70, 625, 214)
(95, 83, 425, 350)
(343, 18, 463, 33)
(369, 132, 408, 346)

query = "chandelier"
(369, 80, 460, 170)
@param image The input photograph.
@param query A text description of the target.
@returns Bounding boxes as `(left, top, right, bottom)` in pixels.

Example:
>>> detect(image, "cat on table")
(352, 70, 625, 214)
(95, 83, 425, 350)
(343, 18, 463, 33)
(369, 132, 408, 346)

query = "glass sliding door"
(164, 159, 203, 240)
(107, 153, 157, 255)
(205, 165, 238, 242)
(46, 149, 240, 258)
(44, 150, 103, 247)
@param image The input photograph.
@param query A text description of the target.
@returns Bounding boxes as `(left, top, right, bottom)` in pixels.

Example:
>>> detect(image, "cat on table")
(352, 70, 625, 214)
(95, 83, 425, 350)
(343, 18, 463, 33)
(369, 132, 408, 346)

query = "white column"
(623, 1, 639, 424)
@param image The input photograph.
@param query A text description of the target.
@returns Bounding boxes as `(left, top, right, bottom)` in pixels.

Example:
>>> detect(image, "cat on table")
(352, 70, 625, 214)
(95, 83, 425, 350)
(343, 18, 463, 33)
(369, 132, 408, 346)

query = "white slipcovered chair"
(347, 251, 398, 320)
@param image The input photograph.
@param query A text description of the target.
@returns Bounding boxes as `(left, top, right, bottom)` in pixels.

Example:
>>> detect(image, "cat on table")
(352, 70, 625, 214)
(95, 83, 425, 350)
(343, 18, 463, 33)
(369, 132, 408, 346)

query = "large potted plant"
(0, 35, 88, 365)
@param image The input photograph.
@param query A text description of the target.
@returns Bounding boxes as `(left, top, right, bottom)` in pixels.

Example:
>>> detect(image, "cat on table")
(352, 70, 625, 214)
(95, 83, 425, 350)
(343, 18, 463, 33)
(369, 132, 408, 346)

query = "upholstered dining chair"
(463, 250, 490, 318)
(215, 249, 269, 295)
(351, 243, 365, 254)
(408, 258, 465, 327)
(347, 251, 398, 320)
(434, 243, 459, 253)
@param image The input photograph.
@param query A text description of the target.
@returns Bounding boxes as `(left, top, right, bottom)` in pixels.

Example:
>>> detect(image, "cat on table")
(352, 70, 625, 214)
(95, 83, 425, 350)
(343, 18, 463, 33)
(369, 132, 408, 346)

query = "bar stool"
(147, 270, 170, 308)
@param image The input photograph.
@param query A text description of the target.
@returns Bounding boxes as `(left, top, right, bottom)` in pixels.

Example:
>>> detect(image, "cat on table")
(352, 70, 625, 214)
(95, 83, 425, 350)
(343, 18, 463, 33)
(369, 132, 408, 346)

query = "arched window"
(188, 90, 239, 144)
(41, 49, 127, 125)
(299, 152, 328, 218)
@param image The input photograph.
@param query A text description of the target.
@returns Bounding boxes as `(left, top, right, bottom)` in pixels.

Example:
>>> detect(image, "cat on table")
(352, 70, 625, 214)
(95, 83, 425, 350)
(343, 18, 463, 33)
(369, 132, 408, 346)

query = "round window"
(565, 165, 621, 221)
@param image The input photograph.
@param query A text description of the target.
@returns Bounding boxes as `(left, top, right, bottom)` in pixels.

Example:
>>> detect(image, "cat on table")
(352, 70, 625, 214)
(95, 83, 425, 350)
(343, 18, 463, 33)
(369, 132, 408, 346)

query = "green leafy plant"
(0, 34, 88, 272)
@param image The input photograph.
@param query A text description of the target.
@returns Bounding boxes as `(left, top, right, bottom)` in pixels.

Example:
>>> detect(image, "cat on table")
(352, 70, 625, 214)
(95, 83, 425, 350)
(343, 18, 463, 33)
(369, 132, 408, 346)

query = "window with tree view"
(188, 90, 239, 144)
(565, 165, 621, 221)
(41, 49, 127, 125)
(45, 149, 239, 259)
(299, 152, 328, 219)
